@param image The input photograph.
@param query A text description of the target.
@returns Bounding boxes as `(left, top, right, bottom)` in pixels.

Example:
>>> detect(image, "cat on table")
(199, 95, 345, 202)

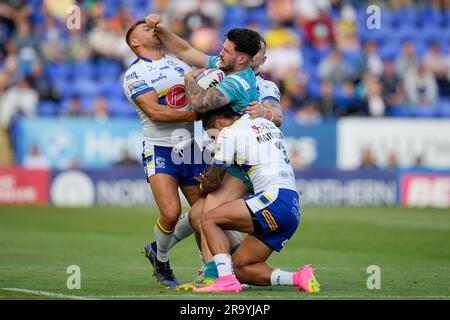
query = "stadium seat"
(71, 61, 97, 80)
(108, 97, 135, 117)
(411, 105, 439, 117)
(99, 80, 124, 99)
(72, 79, 99, 97)
(37, 101, 59, 117)
(438, 99, 450, 117)
(391, 8, 417, 28)
(387, 105, 410, 117)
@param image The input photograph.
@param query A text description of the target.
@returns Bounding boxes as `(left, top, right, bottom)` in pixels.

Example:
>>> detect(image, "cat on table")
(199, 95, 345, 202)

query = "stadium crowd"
(1, 0, 450, 128)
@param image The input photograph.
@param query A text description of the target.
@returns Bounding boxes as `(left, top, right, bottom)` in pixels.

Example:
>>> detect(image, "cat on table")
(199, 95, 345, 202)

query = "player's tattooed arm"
(200, 166, 227, 194)
(184, 73, 229, 113)
(243, 100, 284, 127)
(262, 99, 284, 127)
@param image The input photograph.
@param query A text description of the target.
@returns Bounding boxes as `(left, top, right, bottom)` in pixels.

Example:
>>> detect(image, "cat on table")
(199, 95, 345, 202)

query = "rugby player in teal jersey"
(144, 14, 285, 288)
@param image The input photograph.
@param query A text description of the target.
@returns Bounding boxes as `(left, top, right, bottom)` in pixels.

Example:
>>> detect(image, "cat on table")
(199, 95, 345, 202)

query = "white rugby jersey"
(123, 55, 194, 147)
(256, 72, 281, 105)
(213, 113, 296, 194)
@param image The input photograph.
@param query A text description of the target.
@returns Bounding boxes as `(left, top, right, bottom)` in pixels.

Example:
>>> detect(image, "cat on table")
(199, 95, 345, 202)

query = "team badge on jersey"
(165, 84, 187, 109)
(156, 157, 166, 168)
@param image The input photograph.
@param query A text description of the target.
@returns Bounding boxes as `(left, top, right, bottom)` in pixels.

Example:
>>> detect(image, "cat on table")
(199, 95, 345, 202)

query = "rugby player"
(123, 20, 206, 288)
(146, 14, 282, 286)
(194, 107, 320, 293)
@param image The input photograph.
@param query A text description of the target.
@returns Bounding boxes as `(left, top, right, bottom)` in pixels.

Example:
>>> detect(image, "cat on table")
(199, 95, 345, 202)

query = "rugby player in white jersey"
(193, 107, 320, 293)
(123, 20, 206, 288)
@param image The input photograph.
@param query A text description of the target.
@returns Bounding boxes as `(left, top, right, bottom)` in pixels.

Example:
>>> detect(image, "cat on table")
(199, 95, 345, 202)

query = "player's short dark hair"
(259, 35, 267, 54)
(226, 28, 261, 57)
(201, 106, 240, 129)
(125, 19, 146, 49)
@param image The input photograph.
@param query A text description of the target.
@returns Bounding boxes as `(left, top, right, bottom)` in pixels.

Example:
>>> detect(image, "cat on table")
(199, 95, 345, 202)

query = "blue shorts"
(141, 141, 207, 186)
(244, 188, 300, 252)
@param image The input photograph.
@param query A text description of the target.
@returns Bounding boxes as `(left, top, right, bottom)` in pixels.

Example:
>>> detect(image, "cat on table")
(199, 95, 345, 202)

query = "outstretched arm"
(146, 14, 208, 68)
(184, 70, 230, 113)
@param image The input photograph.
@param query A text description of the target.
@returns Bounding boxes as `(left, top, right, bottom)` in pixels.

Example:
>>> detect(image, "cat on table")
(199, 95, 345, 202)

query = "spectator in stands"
(267, 0, 296, 25)
(303, 9, 335, 49)
(356, 40, 384, 79)
(294, 0, 331, 21)
(335, 80, 365, 116)
(61, 95, 85, 117)
(404, 62, 438, 106)
(23, 144, 50, 169)
(88, 18, 127, 63)
(295, 99, 322, 124)
(423, 42, 450, 97)
(263, 22, 303, 79)
(318, 79, 334, 117)
(1, 39, 20, 86)
(318, 48, 351, 84)
(39, 7, 67, 63)
(335, 4, 360, 54)
(90, 96, 109, 119)
(363, 73, 386, 117)
(360, 147, 377, 169)
(395, 40, 418, 80)
(0, 77, 38, 129)
(381, 59, 406, 109)
(386, 152, 398, 170)
(30, 62, 60, 102)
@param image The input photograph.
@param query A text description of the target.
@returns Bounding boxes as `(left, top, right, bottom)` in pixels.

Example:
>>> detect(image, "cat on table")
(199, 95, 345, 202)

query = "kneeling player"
(194, 107, 320, 293)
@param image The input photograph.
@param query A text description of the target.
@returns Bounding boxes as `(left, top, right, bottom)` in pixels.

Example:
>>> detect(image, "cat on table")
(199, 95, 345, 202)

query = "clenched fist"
(145, 14, 164, 32)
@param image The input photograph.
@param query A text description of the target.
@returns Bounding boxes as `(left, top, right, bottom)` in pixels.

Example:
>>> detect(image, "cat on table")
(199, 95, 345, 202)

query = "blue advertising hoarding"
(13, 117, 143, 169)
(13, 117, 338, 169)
(281, 118, 337, 168)
(295, 169, 397, 206)
(48, 167, 397, 207)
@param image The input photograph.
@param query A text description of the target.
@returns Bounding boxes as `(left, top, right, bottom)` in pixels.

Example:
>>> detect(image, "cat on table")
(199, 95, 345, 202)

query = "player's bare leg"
(164, 185, 202, 249)
(199, 174, 247, 281)
(144, 173, 183, 288)
(195, 199, 320, 293)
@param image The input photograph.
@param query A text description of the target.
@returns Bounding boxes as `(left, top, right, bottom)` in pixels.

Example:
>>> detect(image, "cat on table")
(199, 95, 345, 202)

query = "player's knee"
(200, 210, 215, 231)
(188, 207, 202, 232)
(160, 208, 181, 226)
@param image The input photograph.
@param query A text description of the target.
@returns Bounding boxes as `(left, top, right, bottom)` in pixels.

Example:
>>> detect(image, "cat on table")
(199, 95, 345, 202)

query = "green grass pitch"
(0, 205, 449, 300)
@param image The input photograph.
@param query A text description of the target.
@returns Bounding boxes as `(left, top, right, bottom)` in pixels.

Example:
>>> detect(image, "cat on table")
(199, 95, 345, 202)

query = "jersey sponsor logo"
(174, 66, 185, 76)
(150, 73, 168, 84)
(159, 66, 170, 70)
(126, 71, 140, 81)
(261, 209, 278, 231)
(128, 80, 149, 95)
(228, 75, 250, 90)
(251, 124, 264, 134)
(165, 84, 187, 109)
(225, 81, 237, 90)
(256, 131, 284, 144)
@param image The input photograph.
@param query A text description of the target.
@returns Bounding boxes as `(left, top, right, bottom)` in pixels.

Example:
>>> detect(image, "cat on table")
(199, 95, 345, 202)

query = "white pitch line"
(2, 289, 449, 300)
(89, 294, 450, 299)
(1, 288, 99, 300)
